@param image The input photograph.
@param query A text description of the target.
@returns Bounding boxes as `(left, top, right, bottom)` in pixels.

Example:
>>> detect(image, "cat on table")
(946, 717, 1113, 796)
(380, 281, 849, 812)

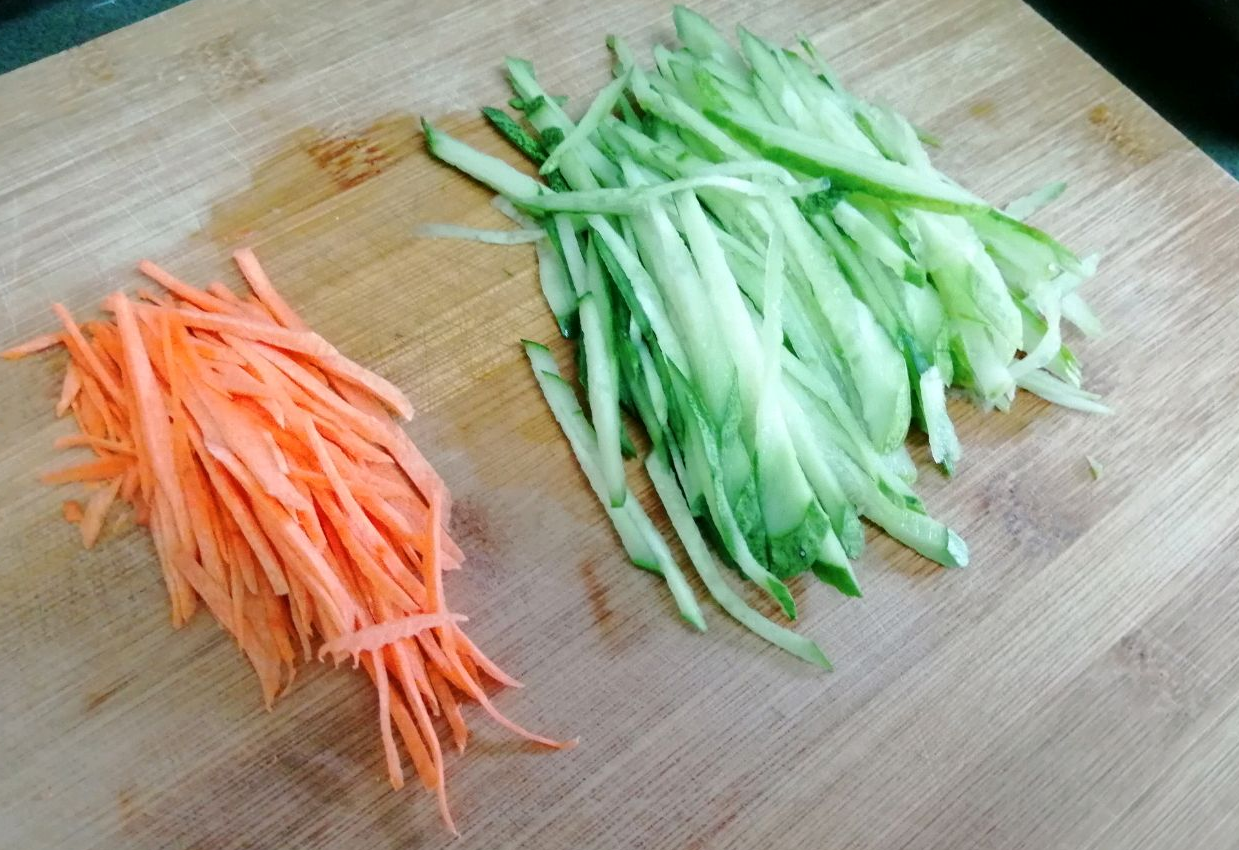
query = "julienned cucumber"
(421, 6, 1105, 667)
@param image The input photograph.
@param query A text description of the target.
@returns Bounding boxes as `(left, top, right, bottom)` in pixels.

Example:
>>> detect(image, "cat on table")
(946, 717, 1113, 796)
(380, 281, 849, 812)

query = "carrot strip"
(2, 331, 63, 359)
(319, 612, 466, 662)
(138, 260, 240, 316)
(192, 433, 289, 597)
(367, 651, 406, 790)
(80, 475, 122, 548)
(57, 362, 82, 416)
(388, 633, 441, 718)
(388, 679, 438, 791)
(429, 668, 468, 753)
(136, 286, 172, 307)
(63, 500, 84, 523)
(233, 248, 308, 331)
(52, 304, 124, 403)
(42, 455, 131, 484)
(53, 433, 135, 454)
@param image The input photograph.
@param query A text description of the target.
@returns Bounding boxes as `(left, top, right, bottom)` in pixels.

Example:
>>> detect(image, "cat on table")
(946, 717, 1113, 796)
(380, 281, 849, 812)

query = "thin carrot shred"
(80, 476, 123, 548)
(1, 331, 63, 359)
(63, 500, 84, 523)
(7, 248, 567, 832)
(57, 362, 82, 416)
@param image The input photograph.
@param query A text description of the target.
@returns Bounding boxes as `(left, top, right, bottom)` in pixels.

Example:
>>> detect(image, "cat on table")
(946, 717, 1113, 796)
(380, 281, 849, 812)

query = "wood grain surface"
(2, 1, 1239, 848)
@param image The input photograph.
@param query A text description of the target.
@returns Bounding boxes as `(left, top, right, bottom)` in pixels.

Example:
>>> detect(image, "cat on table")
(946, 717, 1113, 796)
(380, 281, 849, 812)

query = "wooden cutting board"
(3, 0, 1239, 847)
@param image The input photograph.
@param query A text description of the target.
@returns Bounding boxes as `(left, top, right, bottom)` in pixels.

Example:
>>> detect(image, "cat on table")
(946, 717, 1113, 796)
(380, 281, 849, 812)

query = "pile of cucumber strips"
(421, 6, 1105, 665)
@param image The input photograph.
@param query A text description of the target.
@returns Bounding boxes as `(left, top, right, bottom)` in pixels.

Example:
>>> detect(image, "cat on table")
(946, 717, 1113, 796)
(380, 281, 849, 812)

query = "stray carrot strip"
(63, 500, 84, 523)
(138, 260, 239, 316)
(80, 476, 123, 548)
(13, 251, 565, 833)
(57, 362, 82, 416)
(42, 455, 131, 484)
(2, 331, 63, 359)
(54, 433, 135, 454)
(233, 248, 308, 331)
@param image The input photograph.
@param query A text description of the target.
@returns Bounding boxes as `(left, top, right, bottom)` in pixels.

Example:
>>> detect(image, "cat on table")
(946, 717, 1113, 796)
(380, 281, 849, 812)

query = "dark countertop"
(1, 0, 1237, 177)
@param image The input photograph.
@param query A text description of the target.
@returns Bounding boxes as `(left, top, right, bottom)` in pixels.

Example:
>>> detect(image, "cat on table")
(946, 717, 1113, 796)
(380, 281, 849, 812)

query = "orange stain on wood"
(206, 112, 422, 241)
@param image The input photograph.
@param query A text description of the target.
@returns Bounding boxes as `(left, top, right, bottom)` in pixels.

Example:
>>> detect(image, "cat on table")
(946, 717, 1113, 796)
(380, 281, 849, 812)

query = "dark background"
(1, 0, 1237, 176)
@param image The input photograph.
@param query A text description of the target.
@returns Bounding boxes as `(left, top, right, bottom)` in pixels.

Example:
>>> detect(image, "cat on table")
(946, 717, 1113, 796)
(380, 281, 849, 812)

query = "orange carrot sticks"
(8, 249, 567, 832)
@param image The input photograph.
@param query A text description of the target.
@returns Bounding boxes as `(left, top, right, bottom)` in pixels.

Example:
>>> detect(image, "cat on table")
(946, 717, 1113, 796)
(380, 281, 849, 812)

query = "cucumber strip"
(769, 195, 912, 452)
(534, 237, 578, 338)
(631, 319, 670, 428)
(1061, 291, 1103, 338)
(781, 355, 921, 508)
(511, 173, 823, 216)
(752, 231, 838, 579)
(1018, 300, 1081, 387)
(1016, 369, 1112, 415)
(883, 445, 918, 486)
(793, 390, 967, 567)
(526, 344, 706, 633)
(673, 4, 750, 78)
(541, 63, 634, 176)
(646, 449, 831, 667)
(578, 246, 626, 508)
(1004, 181, 1067, 221)
(507, 58, 621, 187)
(646, 201, 738, 422)
(554, 215, 589, 297)
(482, 105, 551, 166)
(523, 341, 660, 570)
(412, 223, 546, 245)
(1008, 294, 1062, 380)
(918, 365, 962, 474)
(639, 78, 752, 161)
(674, 190, 764, 413)
(778, 49, 882, 155)
(852, 101, 936, 173)
(588, 215, 692, 375)
(783, 405, 865, 557)
(622, 492, 708, 631)
(671, 368, 798, 619)
(423, 119, 548, 199)
(706, 109, 988, 213)
(832, 199, 925, 285)
(796, 34, 845, 93)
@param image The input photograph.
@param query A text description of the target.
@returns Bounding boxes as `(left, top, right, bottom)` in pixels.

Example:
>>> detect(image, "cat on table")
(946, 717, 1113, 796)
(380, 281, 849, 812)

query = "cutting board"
(3, 0, 1239, 847)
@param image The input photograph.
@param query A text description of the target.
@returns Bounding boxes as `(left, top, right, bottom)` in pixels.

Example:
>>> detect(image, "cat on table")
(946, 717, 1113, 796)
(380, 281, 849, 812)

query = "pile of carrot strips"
(4, 249, 572, 832)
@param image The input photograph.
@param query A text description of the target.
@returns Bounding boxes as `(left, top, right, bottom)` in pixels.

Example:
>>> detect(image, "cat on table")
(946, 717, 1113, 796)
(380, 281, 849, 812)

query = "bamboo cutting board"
(3, 0, 1239, 847)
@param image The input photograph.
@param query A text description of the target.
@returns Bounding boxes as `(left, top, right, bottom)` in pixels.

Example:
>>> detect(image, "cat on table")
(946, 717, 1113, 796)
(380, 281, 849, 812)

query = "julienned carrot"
(63, 500, 84, 523)
(319, 611, 468, 662)
(10, 249, 570, 833)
